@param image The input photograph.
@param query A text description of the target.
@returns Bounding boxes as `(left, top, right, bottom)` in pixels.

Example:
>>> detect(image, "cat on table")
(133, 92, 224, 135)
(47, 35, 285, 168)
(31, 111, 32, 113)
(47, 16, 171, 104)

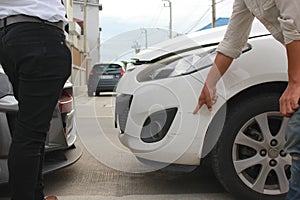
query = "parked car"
(115, 21, 290, 200)
(0, 66, 82, 184)
(87, 62, 126, 96)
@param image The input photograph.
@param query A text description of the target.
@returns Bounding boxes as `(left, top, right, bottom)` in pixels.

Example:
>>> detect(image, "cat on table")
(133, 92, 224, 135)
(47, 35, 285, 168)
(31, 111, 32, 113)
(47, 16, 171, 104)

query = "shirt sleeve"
(217, 0, 254, 59)
(275, 0, 300, 45)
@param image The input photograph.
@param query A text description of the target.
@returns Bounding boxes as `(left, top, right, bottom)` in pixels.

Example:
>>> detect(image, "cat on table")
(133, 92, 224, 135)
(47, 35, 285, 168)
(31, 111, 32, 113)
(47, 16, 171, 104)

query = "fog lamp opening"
(141, 108, 178, 143)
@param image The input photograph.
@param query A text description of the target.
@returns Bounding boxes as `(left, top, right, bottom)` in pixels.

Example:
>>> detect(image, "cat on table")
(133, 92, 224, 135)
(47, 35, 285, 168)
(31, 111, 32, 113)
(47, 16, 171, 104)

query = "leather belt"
(0, 15, 64, 30)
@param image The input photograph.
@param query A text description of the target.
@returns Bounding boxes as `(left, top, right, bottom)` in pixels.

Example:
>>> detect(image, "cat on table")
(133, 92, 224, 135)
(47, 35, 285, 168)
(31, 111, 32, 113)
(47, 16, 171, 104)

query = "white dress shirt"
(0, 0, 67, 24)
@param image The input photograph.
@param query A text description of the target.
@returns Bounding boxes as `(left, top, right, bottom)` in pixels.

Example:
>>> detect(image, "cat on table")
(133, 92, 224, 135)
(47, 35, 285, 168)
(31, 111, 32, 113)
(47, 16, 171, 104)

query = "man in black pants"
(0, 1, 71, 200)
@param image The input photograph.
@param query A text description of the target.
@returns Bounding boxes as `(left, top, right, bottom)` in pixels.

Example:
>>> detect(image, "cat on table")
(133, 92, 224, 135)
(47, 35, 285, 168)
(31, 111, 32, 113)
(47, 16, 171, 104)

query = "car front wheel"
(212, 92, 291, 200)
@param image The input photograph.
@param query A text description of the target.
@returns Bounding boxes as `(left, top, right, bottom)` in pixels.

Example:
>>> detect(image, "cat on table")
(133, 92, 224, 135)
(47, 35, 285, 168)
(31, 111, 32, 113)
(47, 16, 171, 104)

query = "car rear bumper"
(96, 84, 116, 92)
(43, 144, 82, 174)
(88, 78, 120, 92)
(0, 144, 82, 184)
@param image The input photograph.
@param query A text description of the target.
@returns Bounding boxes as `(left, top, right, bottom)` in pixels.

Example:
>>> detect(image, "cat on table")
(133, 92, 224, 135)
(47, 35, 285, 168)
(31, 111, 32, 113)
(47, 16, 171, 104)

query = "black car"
(87, 62, 126, 96)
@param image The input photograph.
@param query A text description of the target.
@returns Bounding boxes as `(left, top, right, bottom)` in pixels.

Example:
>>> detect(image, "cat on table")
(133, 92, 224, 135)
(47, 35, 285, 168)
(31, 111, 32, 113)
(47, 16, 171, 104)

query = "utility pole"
(162, 0, 172, 39)
(212, 0, 216, 28)
(98, 4, 103, 62)
(83, 0, 87, 57)
(141, 28, 148, 49)
(132, 41, 141, 54)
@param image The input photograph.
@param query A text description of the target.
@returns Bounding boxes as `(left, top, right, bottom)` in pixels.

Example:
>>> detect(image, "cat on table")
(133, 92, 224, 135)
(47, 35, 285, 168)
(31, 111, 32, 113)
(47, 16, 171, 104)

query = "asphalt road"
(0, 93, 235, 200)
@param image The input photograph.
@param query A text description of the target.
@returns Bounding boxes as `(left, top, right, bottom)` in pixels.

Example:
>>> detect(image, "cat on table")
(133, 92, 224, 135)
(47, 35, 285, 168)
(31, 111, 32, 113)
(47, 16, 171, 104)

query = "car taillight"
(58, 88, 73, 114)
(120, 68, 125, 76)
(89, 69, 94, 76)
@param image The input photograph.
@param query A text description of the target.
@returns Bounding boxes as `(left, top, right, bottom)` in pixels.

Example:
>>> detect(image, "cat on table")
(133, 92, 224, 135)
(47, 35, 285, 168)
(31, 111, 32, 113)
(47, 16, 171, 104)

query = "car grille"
(115, 94, 133, 133)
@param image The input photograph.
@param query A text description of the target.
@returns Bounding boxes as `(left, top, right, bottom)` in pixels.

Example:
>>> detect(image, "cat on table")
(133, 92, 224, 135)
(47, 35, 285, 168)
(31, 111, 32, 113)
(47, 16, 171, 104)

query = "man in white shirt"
(193, 0, 300, 199)
(0, 1, 71, 199)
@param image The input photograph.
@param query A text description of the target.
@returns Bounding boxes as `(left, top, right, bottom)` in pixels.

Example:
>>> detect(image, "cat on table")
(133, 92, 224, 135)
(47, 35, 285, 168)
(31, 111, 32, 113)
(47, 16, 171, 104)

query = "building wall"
(73, 0, 101, 68)
(64, 0, 87, 89)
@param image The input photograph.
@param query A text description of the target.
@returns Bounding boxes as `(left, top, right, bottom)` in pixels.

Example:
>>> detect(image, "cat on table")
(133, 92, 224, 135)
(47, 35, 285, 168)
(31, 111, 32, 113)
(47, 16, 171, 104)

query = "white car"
(115, 21, 290, 200)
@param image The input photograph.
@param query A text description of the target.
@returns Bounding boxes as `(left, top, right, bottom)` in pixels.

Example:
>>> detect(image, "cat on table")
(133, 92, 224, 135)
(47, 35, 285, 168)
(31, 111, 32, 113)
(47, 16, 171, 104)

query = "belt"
(0, 15, 64, 30)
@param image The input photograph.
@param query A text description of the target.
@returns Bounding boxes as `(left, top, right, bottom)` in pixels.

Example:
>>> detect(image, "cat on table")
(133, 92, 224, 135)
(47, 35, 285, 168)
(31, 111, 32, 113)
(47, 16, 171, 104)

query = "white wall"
(73, 0, 101, 67)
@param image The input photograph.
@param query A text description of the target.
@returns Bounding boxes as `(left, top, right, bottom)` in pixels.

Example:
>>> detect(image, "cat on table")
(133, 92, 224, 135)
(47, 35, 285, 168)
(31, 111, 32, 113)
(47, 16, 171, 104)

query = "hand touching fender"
(193, 83, 217, 114)
(193, 53, 233, 114)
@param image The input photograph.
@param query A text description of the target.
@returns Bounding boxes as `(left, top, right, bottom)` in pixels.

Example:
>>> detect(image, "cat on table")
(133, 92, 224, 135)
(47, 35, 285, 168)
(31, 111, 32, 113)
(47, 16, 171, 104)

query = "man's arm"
(193, 53, 233, 113)
(216, 0, 254, 59)
(193, 0, 253, 114)
(280, 41, 300, 116)
(275, 0, 300, 116)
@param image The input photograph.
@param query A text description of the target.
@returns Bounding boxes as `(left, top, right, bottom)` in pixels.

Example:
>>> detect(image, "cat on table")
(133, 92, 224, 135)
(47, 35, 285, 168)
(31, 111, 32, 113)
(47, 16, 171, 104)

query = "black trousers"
(0, 22, 71, 200)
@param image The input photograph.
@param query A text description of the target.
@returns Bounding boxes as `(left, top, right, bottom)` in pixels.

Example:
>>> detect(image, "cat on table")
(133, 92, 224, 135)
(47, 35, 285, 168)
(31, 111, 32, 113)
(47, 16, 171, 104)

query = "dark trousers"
(285, 107, 300, 200)
(0, 22, 71, 200)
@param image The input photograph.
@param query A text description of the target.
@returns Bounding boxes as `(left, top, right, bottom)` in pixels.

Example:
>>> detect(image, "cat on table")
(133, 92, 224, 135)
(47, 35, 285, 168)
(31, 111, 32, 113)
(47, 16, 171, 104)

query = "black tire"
(211, 93, 290, 200)
(95, 90, 101, 96)
(88, 90, 94, 97)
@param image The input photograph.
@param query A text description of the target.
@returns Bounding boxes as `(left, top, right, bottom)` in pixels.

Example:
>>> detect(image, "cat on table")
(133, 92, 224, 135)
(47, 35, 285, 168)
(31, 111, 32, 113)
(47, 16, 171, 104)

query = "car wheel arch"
(200, 81, 287, 159)
(198, 81, 289, 199)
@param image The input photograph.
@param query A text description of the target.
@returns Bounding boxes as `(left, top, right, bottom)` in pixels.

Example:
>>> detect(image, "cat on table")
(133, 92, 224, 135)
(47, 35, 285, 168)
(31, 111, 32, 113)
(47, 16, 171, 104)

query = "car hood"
(132, 21, 270, 63)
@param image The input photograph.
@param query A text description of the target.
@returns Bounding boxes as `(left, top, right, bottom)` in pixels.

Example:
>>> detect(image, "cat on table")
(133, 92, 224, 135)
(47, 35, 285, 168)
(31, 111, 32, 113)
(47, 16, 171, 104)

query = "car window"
(93, 64, 121, 72)
(105, 64, 121, 72)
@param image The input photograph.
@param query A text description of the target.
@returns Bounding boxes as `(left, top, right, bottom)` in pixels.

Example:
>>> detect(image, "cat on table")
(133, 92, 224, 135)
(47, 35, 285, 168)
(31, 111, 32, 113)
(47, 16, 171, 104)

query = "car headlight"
(137, 48, 216, 82)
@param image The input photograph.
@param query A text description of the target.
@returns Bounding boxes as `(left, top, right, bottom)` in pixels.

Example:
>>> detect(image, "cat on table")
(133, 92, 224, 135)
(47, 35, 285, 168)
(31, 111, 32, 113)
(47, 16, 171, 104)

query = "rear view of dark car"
(88, 62, 125, 96)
